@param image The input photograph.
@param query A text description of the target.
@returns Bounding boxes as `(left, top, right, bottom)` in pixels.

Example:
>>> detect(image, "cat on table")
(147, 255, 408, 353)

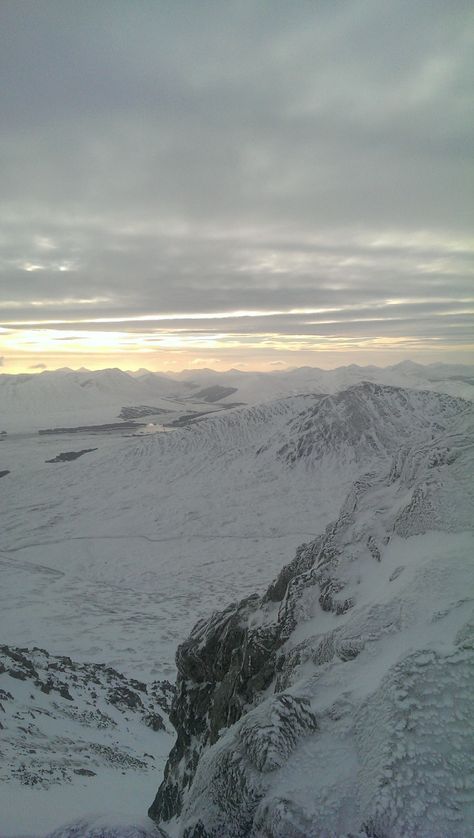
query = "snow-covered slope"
(149, 410, 474, 837)
(1, 381, 473, 836)
(2, 384, 470, 681)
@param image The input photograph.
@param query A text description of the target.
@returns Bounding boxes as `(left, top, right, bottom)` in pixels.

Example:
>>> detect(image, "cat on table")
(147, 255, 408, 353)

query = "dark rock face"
(148, 594, 281, 823)
(148, 496, 366, 825)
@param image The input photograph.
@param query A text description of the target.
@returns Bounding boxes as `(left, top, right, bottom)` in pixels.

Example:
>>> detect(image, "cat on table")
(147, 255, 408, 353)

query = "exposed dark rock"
(149, 594, 281, 823)
(0, 688, 13, 700)
(150, 680, 175, 714)
(165, 411, 217, 428)
(8, 668, 28, 680)
(39, 421, 143, 435)
(108, 685, 144, 710)
(191, 385, 238, 403)
(46, 448, 97, 463)
(145, 712, 166, 732)
(119, 405, 171, 420)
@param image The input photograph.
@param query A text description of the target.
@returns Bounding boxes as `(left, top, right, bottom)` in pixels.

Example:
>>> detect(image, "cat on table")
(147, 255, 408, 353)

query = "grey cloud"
(1, 2, 472, 226)
(0, 0, 473, 363)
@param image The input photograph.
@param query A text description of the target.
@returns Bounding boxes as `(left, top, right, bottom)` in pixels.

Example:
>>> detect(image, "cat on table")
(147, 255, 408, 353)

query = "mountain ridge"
(2, 362, 474, 433)
(148, 406, 474, 836)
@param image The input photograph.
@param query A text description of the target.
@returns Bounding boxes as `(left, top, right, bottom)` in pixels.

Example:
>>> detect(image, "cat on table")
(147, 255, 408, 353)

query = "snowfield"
(0, 364, 473, 836)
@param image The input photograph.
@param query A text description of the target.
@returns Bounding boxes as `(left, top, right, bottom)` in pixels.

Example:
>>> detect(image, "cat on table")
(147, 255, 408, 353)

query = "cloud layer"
(1, 1, 473, 370)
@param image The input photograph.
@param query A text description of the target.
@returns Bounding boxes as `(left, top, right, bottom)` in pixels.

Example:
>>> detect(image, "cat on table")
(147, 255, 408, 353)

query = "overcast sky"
(1, 0, 473, 372)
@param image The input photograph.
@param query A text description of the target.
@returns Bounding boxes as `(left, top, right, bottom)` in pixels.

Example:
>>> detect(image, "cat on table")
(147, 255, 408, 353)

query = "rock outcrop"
(0, 645, 174, 791)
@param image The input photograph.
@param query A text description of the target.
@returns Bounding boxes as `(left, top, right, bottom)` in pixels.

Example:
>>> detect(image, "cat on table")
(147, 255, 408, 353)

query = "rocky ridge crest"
(149, 396, 474, 837)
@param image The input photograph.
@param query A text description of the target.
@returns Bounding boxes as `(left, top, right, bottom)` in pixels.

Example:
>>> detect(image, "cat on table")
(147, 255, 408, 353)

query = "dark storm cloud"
(0, 0, 473, 359)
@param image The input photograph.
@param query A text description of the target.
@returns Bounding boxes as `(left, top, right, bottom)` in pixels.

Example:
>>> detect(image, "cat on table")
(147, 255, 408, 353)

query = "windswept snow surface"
(0, 371, 473, 835)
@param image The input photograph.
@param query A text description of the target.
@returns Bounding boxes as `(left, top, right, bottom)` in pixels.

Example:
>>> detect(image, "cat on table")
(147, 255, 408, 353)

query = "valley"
(0, 363, 473, 836)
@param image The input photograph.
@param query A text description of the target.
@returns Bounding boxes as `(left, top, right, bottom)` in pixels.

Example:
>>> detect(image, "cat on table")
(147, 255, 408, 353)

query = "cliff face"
(149, 409, 474, 837)
(148, 590, 285, 825)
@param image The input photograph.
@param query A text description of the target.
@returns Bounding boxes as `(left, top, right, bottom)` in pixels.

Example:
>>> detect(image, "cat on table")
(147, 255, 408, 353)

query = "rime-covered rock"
(177, 695, 317, 837)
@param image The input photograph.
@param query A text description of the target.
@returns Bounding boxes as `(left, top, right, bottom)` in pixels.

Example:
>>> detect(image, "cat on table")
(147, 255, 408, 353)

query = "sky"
(0, 0, 473, 373)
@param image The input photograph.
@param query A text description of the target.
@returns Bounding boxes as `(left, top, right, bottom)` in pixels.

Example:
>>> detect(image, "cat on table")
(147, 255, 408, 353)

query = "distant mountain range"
(1, 361, 474, 432)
